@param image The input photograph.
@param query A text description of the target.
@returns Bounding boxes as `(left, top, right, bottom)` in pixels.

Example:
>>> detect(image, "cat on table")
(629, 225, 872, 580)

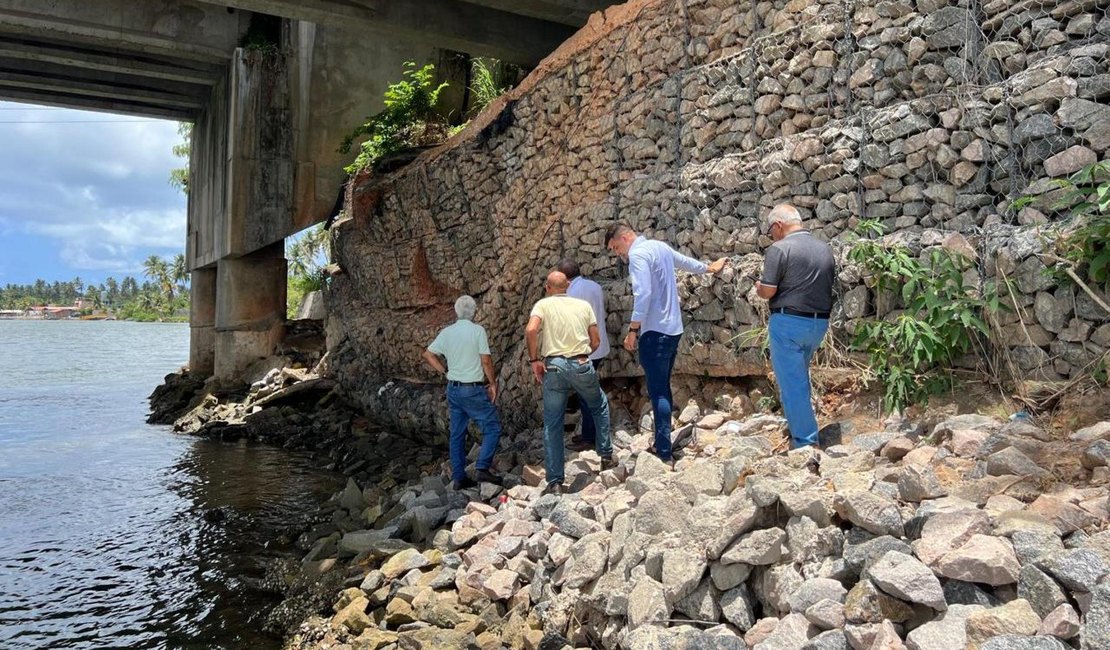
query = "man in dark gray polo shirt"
(755, 204, 835, 448)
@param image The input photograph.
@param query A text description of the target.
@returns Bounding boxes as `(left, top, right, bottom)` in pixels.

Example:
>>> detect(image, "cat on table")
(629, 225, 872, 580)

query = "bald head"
(544, 271, 569, 295)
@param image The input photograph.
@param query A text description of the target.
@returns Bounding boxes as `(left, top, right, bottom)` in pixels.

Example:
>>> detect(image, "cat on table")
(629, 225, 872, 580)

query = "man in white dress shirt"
(605, 224, 727, 462)
(557, 259, 610, 453)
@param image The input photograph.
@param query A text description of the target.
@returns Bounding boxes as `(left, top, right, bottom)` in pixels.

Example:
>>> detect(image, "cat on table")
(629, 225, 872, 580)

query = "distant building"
(43, 306, 79, 320)
(0, 309, 23, 319)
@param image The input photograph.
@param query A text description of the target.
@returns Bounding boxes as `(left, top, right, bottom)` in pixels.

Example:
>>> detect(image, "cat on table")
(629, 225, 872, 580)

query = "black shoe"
(542, 482, 564, 496)
(568, 437, 593, 452)
(804, 451, 821, 475)
(475, 469, 504, 485)
(453, 477, 477, 490)
(600, 456, 617, 471)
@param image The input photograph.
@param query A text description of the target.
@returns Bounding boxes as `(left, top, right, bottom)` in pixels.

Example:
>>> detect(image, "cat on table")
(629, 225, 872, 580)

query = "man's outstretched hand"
(707, 257, 728, 274)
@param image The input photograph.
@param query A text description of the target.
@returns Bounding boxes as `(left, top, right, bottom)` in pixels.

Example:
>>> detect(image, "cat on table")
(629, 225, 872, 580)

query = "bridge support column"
(189, 267, 217, 375)
(213, 242, 287, 382)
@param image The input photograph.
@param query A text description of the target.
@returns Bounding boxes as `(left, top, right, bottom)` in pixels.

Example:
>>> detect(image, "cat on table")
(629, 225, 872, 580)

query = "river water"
(0, 320, 343, 649)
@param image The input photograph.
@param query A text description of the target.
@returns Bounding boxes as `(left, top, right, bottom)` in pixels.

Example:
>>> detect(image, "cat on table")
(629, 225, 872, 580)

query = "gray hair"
(766, 204, 803, 228)
(454, 295, 477, 320)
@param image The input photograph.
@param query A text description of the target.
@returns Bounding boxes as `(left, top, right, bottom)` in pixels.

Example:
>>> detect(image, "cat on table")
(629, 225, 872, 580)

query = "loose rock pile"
(284, 407, 1110, 650)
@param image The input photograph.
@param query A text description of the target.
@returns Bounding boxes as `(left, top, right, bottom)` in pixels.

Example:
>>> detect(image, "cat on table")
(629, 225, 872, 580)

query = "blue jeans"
(768, 313, 829, 448)
(542, 357, 612, 484)
(446, 384, 502, 481)
(569, 359, 605, 444)
(639, 331, 681, 461)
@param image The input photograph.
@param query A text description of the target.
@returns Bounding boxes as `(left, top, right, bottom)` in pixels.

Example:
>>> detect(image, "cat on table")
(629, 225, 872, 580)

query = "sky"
(0, 100, 187, 286)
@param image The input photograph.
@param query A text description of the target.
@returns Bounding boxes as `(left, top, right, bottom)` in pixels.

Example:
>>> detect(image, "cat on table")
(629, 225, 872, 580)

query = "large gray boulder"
(867, 550, 946, 611)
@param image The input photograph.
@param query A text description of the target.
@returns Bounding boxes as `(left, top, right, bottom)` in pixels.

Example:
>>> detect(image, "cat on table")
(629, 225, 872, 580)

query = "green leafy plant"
(756, 395, 778, 413)
(848, 222, 1000, 413)
(339, 62, 450, 174)
(1045, 161, 1110, 294)
(468, 58, 508, 117)
(168, 123, 191, 194)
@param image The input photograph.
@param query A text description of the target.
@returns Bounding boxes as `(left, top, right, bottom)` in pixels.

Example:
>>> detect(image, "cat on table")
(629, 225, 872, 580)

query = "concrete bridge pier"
(212, 243, 287, 382)
(189, 268, 217, 375)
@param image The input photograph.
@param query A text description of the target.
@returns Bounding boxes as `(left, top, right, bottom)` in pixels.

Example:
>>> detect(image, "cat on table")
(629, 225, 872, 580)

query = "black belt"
(448, 380, 486, 387)
(772, 307, 830, 319)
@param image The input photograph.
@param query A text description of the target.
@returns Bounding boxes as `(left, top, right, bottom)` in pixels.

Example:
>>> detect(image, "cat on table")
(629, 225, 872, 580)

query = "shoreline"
(151, 368, 1110, 650)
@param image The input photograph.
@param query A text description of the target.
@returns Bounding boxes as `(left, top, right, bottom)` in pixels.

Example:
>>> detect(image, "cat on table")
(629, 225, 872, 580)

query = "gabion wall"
(325, 0, 1110, 440)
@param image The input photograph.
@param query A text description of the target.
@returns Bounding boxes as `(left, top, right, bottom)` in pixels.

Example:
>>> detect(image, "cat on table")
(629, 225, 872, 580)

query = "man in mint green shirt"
(422, 295, 503, 490)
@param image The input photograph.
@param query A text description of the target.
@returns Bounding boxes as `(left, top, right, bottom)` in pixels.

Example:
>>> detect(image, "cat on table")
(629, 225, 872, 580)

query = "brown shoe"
(600, 456, 617, 471)
(542, 481, 564, 496)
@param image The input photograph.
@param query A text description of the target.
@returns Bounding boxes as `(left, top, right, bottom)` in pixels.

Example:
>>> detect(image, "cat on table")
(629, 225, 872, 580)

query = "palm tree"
(287, 224, 330, 278)
(143, 255, 174, 306)
(85, 287, 103, 309)
(137, 292, 158, 312)
(171, 253, 188, 294)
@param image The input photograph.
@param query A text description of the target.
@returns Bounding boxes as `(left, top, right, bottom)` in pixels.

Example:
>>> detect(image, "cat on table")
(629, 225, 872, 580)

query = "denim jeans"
(446, 384, 502, 481)
(768, 313, 829, 448)
(639, 331, 681, 461)
(568, 359, 605, 444)
(542, 357, 612, 485)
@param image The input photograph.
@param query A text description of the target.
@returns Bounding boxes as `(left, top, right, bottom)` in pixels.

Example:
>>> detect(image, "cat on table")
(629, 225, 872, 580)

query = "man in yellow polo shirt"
(525, 271, 614, 495)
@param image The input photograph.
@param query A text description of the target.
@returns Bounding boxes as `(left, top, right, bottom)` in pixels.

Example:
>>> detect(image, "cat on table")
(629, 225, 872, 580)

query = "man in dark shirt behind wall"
(754, 204, 836, 449)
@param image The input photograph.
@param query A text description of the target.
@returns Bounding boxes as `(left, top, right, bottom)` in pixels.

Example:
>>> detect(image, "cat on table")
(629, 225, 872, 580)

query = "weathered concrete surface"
(214, 242, 287, 382)
(189, 268, 218, 375)
(190, 0, 593, 66)
(0, 0, 244, 119)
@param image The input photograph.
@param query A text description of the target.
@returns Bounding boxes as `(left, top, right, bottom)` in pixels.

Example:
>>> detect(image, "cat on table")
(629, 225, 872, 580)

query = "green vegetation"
(467, 58, 509, 117)
(1, 254, 188, 321)
(287, 224, 330, 319)
(847, 221, 1001, 413)
(1043, 161, 1110, 294)
(339, 62, 451, 174)
(169, 123, 192, 195)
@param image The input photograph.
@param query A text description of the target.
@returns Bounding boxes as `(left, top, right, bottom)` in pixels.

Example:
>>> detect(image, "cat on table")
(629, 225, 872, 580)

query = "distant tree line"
(0, 254, 190, 321)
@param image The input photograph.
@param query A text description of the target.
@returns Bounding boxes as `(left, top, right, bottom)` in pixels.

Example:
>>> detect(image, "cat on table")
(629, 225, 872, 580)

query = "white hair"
(766, 204, 803, 228)
(454, 295, 477, 320)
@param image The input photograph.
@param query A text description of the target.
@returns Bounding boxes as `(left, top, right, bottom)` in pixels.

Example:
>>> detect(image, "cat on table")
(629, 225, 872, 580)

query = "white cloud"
(0, 101, 188, 275)
(29, 208, 186, 249)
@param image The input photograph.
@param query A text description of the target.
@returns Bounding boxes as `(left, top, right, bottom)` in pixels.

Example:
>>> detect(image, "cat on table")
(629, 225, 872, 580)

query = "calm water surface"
(0, 320, 343, 649)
